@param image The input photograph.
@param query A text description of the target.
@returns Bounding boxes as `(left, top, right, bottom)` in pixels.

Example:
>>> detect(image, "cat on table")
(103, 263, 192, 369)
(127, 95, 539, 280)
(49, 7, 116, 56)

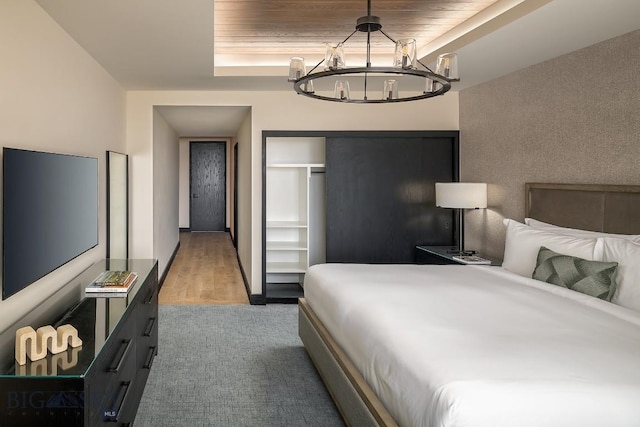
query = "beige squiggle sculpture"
(15, 324, 82, 365)
(16, 346, 82, 375)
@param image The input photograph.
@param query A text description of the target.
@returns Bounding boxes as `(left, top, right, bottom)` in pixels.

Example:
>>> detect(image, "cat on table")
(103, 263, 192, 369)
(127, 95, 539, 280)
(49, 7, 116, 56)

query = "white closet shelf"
(266, 221, 308, 228)
(266, 242, 308, 251)
(266, 262, 307, 274)
(267, 163, 325, 168)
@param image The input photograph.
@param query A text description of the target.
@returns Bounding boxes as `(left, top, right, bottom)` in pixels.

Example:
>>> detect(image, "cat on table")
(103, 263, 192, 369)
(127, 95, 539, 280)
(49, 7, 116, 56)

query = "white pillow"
(525, 218, 640, 242)
(596, 237, 640, 312)
(502, 219, 597, 278)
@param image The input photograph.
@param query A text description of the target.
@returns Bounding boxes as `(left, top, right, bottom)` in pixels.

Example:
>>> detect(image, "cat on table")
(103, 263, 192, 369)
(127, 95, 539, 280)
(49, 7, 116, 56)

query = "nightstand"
(415, 245, 501, 266)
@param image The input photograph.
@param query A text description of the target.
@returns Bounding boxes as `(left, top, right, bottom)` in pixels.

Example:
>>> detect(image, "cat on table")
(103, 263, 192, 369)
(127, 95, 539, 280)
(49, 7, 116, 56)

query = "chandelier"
(287, 0, 459, 104)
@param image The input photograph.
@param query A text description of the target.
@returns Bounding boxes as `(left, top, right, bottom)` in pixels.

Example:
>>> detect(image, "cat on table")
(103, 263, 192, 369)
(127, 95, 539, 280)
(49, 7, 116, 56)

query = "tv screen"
(2, 148, 99, 300)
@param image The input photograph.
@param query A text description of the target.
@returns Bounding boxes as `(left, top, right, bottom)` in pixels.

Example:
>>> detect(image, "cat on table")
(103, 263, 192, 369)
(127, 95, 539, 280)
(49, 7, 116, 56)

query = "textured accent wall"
(460, 29, 640, 259)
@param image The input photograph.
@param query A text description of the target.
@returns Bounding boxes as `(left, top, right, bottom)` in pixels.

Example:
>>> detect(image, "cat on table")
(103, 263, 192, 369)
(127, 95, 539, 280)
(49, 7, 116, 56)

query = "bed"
(298, 183, 640, 427)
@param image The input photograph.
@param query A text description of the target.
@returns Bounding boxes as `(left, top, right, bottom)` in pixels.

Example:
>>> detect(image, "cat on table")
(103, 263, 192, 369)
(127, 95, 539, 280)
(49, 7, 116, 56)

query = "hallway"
(158, 232, 249, 304)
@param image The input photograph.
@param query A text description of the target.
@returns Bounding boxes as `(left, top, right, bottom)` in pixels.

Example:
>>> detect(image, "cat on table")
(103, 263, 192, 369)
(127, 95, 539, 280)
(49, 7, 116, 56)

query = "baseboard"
(179, 227, 191, 232)
(249, 293, 266, 305)
(158, 240, 180, 290)
(225, 227, 230, 232)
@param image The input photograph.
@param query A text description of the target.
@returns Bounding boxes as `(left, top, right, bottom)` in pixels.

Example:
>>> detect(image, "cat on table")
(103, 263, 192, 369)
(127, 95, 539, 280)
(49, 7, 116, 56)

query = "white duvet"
(304, 264, 640, 427)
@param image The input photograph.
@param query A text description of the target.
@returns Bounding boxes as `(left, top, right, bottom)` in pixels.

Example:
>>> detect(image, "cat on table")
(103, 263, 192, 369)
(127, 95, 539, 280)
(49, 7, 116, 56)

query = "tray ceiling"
(214, 0, 501, 66)
(33, 0, 640, 91)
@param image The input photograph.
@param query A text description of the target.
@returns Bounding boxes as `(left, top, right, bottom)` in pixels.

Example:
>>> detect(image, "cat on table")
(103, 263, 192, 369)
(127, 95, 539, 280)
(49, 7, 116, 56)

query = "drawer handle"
(103, 381, 131, 422)
(143, 318, 156, 337)
(144, 346, 157, 369)
(144, 288, 155, 304)
(108, 339, 132, 373)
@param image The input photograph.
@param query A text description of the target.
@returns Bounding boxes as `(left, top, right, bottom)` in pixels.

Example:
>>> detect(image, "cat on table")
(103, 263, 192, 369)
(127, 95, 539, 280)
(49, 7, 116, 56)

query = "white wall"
(235, 111, 253, 281)
(127, 91, 458, 296)
(153, 109, 180, 276)
(178, 139, 190, 228)
(0, 0, 125, 331)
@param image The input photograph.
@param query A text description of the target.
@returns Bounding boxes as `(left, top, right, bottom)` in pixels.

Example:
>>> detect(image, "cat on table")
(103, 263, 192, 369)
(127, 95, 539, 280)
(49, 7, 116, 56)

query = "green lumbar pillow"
(532, 246, 618, 301)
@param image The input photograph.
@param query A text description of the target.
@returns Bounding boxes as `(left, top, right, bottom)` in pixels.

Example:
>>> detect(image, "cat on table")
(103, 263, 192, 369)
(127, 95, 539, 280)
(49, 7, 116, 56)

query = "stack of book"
(85, 270, 138, 297)
(451, 255, 492, 265)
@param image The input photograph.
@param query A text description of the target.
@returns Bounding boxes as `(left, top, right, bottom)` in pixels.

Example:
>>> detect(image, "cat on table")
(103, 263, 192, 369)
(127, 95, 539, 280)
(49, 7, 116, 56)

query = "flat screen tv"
(2, 147, 99, 300)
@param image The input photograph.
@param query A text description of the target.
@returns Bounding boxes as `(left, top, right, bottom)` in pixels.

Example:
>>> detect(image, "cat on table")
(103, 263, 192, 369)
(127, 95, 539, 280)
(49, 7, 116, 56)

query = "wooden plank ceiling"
(214, 0, 500, 65)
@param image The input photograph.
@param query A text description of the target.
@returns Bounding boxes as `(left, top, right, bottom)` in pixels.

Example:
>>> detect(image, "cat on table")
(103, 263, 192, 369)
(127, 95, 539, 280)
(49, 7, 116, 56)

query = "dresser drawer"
(136, 281, 158, 372)
(88, 340, 137, 425)
(91, 379, 137, 426)
(87, 318, 137, 424)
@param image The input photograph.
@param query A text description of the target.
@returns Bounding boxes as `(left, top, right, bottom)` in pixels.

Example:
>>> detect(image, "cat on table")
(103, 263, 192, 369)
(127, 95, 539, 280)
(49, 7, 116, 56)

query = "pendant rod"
(366, 24, 372, 68)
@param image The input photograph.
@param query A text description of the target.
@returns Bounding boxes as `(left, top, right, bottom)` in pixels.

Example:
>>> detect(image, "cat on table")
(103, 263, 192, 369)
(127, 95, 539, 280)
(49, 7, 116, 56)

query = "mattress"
(303, 263, 640, 427)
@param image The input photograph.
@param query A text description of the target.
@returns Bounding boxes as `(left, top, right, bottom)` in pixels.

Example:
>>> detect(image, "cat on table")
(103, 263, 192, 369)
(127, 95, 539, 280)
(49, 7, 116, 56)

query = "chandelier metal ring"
(293, 67, 452, 103)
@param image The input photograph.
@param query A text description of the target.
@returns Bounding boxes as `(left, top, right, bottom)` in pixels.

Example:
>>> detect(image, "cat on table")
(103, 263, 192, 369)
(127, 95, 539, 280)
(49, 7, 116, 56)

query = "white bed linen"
(304, 263, 640, 427)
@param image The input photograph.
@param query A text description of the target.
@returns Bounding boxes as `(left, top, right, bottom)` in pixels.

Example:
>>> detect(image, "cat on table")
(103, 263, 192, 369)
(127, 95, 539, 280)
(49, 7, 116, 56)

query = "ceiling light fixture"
(288, 0, 459, 104)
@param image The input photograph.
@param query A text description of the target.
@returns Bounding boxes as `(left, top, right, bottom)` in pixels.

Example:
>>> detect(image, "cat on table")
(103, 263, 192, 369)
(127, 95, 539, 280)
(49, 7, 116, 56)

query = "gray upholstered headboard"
(525, 183, 640, 234)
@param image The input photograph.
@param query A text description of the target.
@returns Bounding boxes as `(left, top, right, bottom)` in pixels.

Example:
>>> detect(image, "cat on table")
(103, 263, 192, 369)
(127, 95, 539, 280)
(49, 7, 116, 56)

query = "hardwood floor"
(159, 231, 249, 305)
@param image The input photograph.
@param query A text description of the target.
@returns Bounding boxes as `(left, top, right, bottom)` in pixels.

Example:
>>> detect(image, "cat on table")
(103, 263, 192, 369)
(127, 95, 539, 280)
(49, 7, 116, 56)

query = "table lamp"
(435, 182, 487, 254)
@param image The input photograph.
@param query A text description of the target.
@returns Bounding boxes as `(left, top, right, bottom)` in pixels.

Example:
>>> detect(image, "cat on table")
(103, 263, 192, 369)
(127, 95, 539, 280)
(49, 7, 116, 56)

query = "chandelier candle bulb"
(288, 57, 307, 82)
(325, 43, 345, 70)
(436, 53, 459, 81)
(302, 79, 314, 93)
(440, 58, 450, 77)
(383, 79, 398, 100)
(334, 80, 350, 100)
(394, 39, 416, 69)
(425, 78, 436, 93)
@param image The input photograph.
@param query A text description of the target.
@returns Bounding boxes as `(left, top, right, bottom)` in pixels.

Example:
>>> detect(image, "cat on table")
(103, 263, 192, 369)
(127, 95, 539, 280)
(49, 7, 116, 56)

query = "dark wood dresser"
(0, 259, 158, 427)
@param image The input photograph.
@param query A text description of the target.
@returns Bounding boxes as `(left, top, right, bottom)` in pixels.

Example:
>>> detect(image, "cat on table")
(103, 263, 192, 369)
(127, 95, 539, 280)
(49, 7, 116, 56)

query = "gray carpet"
(134, 304, 344, 427)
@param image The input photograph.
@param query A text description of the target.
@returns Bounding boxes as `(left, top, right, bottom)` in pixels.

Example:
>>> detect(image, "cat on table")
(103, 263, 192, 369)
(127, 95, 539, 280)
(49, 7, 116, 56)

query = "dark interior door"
(190, 142, 226, 231)
(326, 134, 458, 263)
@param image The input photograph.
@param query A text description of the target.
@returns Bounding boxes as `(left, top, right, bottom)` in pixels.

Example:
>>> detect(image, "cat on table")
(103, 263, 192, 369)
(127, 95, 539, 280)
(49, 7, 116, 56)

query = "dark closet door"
(190, 142, 226, 231)
(326, 135, 457, 263)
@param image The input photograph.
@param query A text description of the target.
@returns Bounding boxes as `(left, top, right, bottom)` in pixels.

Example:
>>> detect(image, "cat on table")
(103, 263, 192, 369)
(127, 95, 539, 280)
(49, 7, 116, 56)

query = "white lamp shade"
(435, 182, 487, 209)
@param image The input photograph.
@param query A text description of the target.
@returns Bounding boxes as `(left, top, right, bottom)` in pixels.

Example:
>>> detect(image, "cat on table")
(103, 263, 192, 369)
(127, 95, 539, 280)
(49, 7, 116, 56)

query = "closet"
(263, 136, 326, 302)
(262, 131, 459, 302)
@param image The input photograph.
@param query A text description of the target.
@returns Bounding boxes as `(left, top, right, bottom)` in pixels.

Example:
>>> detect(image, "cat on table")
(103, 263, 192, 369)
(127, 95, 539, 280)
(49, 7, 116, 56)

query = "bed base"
(298, 298, 397, 427)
